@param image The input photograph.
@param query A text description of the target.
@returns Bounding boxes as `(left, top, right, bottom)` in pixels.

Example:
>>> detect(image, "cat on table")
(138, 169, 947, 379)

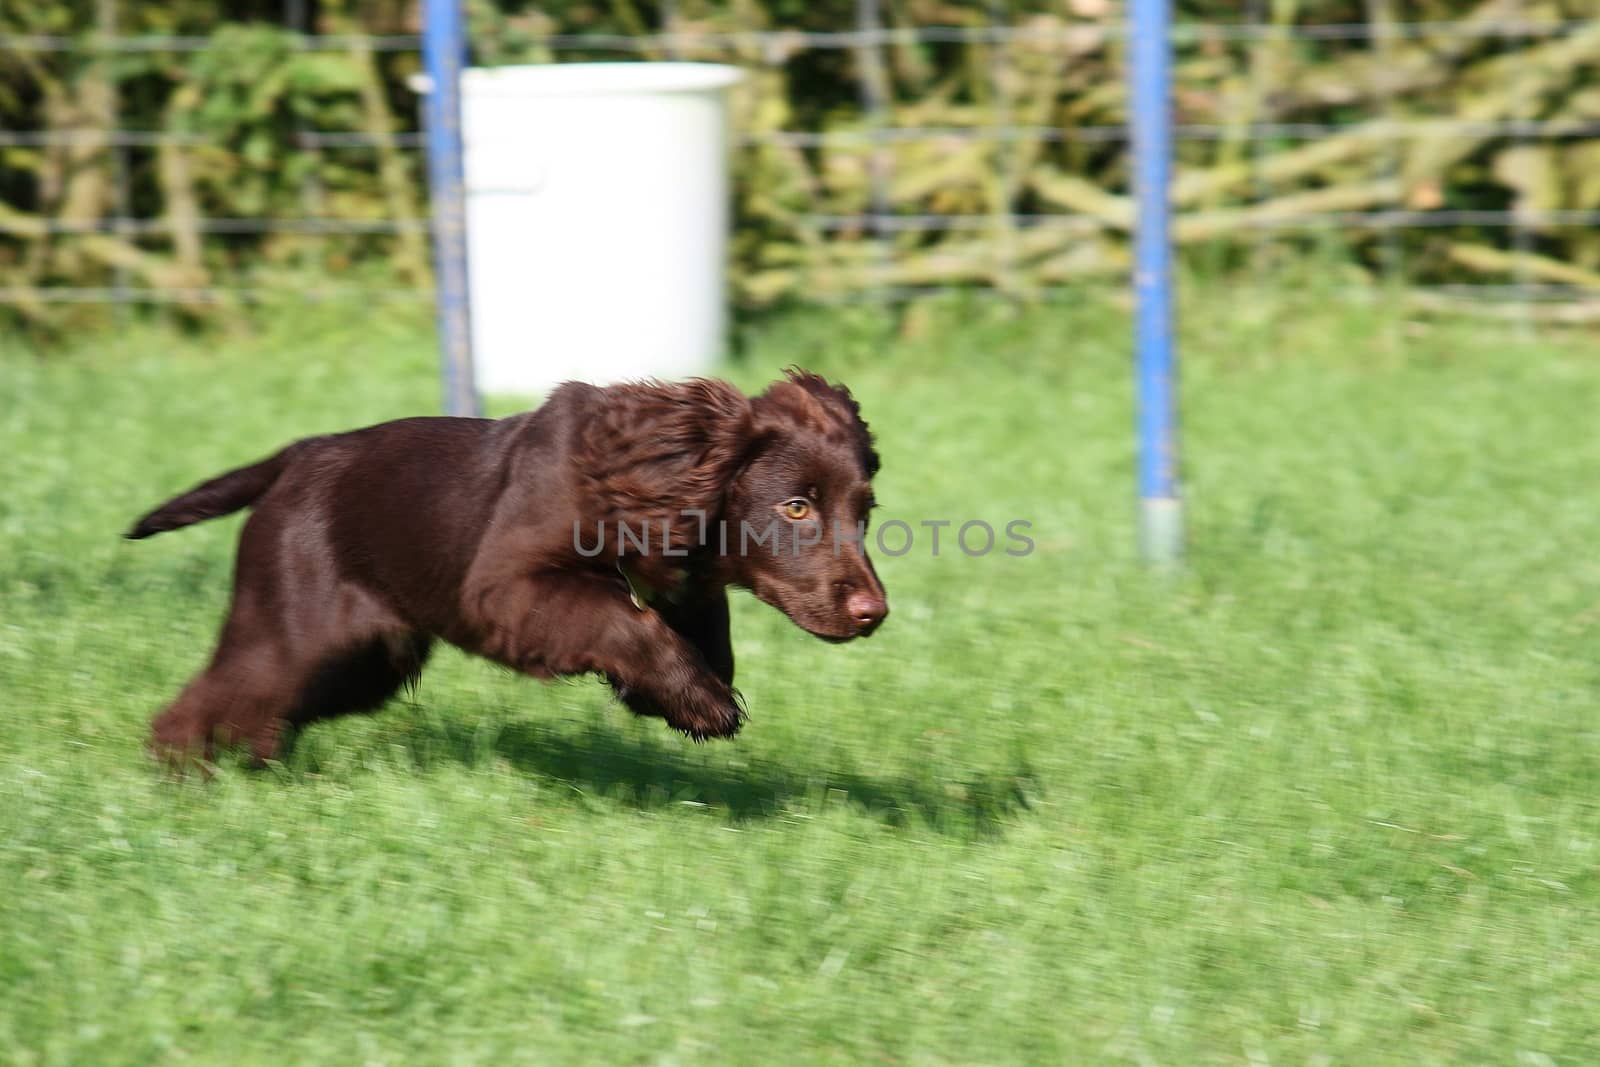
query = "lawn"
(2, 288, 1597, 1064)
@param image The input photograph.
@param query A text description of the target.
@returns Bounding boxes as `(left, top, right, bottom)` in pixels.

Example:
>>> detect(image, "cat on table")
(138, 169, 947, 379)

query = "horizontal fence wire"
(0, 132, 427, 147)
(0, 287, 430, 304)
(0, 33, 423, 52)
(18, 218, 431, 235)
(10, 118, 1600, 150)
(811, 280, 1600, 301)
(11, 282, 1594, 306)
(8, 19, 1592, 51)
(796, 211, 1600, 232)
(13, 209, 1599, 240)
(3, 14, 1599, 312)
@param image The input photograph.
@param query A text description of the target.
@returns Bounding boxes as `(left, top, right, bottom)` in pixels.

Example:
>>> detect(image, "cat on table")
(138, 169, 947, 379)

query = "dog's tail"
(125, 442, 306, 540)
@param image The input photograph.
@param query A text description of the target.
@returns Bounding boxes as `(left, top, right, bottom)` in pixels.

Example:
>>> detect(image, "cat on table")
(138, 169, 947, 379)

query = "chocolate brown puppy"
(129, 370, 887, 763)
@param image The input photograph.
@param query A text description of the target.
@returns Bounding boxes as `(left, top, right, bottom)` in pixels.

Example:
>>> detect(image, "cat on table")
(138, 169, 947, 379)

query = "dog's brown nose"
(846, 591, 888, 633)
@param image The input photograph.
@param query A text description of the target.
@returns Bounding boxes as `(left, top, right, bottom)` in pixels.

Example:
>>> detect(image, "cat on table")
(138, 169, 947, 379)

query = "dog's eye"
(781, 499, 811, 520)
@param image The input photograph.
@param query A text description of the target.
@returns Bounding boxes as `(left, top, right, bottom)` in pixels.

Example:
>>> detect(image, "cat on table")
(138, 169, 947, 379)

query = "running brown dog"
(128, 370, 887, 763)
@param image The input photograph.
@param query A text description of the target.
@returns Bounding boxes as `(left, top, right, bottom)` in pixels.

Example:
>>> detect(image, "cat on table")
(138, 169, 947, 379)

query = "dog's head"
(719, 370, 888, 641)
(575, 370, 888, 641)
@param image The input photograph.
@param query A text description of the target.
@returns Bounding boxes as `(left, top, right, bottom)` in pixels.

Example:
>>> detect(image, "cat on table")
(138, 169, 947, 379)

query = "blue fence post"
(422, 0, 481, 417)
(1130, 0, 1182, 563)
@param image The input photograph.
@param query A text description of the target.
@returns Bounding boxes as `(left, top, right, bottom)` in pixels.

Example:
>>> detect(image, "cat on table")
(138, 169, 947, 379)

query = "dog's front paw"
(668, 683, 746, 741)
(609, 675, 745, 740)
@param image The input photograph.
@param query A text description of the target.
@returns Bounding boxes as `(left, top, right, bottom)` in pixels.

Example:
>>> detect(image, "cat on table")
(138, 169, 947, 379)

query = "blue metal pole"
(1130, 0, 1182, 563)
(422, 0, 481, 417)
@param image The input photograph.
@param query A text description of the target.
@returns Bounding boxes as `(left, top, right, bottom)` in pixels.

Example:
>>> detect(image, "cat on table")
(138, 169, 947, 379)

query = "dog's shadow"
(308, 711, 1037, 838)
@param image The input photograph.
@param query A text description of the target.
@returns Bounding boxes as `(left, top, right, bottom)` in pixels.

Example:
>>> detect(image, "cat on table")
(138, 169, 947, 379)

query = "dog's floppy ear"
(752, 367, 880, 477)
(577, 379, 757, 543)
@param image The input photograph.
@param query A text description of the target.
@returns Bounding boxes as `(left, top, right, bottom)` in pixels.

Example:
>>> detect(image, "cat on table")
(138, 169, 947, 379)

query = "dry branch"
(351, 39, 430, 285)
(1408, 290, 1600, 324)
(1032, 170, 1405, 243)
(1445, 243, 1600, 291)
(159, 84, 206, 278)
(1401, 20, 1600, 191)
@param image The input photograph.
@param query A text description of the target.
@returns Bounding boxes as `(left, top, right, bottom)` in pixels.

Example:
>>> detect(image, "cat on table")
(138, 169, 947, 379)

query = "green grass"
(2, 288, 1598, 1064)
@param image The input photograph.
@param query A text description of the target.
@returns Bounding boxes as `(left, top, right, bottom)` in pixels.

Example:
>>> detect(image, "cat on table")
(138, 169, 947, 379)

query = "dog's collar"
(618, 561, 687, 612)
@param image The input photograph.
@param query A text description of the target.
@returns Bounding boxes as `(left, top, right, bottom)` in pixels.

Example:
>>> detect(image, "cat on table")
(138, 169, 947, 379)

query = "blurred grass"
(1, 287, 1598, 1064)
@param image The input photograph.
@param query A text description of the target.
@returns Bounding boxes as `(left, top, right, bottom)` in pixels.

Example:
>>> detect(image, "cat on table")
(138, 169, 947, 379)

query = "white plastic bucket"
(460, 62, 744, 396)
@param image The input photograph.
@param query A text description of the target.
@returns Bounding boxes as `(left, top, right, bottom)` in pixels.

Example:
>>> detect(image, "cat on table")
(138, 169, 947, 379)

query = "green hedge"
(3, 0, 1598, 324)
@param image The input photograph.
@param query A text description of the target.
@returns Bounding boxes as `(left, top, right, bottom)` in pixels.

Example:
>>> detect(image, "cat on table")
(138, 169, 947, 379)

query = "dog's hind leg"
(148, 505, 418, 768)
(152, 633, 430, 768)
(291, 634, 432, 728)
(149, 643, 305, 767)
(151, 632, 430, 768)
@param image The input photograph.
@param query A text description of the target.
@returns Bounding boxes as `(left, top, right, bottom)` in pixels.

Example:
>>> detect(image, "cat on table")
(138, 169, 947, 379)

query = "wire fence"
(3, 5, 1599, 319)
